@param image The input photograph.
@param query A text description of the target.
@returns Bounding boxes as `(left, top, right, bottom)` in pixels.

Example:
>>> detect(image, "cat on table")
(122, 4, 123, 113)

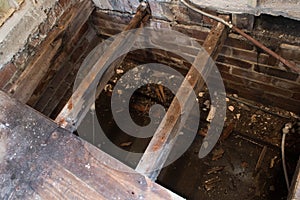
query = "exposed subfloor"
(27, 17, 300, 200)
(82, 66, 299, 199)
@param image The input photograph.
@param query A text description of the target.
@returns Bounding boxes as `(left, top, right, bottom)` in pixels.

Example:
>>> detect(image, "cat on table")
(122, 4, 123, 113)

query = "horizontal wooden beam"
(55, 2, 151, 131)
(135, 21, 228, 180)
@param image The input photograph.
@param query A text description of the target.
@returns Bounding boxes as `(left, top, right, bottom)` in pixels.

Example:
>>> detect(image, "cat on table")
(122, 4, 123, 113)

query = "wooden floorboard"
(0, 90, 183, 199)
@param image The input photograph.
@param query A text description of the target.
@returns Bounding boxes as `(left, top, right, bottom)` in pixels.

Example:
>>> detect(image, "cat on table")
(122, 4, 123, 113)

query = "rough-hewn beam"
(55, 2, 151, 131)
(135, 21, 228, 180)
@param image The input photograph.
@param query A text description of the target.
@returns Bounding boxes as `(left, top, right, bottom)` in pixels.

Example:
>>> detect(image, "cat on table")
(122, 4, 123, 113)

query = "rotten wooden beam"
(135, 21, 228, 180)
(0, 90, 184, 199)
(55, 2, 151, 131)
(9, 1, 94, 104)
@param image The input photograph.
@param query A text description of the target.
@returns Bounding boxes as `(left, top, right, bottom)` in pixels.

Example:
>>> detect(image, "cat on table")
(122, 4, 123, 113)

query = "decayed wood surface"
(135, 21, 228, 180)
(55, 2, 151, 131)
(0, 90, 184, 199)
(9, 0, 94, 104)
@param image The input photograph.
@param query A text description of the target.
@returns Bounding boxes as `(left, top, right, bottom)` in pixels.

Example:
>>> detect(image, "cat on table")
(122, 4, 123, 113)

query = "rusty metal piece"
(231, 26, 300, 73)
(181, 0, 299, 73)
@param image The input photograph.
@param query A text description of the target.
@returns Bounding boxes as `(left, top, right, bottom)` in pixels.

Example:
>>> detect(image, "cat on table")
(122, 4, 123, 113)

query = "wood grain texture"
(55, 2, 151, 131)
(0, 90, 183, 199)
(135, 22, 228, 180)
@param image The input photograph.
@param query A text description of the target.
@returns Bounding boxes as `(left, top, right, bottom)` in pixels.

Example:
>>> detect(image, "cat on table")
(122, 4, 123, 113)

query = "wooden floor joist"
(135, 21, 228, 180)
(0, 90, 184, 200)
(55, 2, 151, 130)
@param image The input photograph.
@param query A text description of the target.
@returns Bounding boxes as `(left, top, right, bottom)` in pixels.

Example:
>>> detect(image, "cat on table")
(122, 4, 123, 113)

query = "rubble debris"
(104, 84, 113, 93)
(207, 166, 225, 174)
(198, 127, 208, 137)
(120, 141, 133, 147)
(220, 121, 235, 141)
(255, 146, 268, 172)
(198, 92, 205, 98)
(251, 114, 257, 123)
(241, 161, 249, 169)
(269, 156, 278, 169)
(204, 176, 221, 191)
(116, 68, 124, 74)
(228, 105, 234, 112)
(206, 106, 216, 122)
(203, 100, 210, 109)
(212, 148, 225, 161)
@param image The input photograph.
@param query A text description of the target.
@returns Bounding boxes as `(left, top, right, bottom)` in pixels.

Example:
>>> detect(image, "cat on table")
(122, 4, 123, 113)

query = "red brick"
(248, 81, 292, 97)
(172, 26, 209, 41)
(0, 63, 17, 89)
(216, 55, 253, 69)
(254, 64, 299, 81)
(293, 92, 300, 100)
(223, 81, 264, 102)
(224, 36, 254, 51)
(232, 67, 272, 83)
(272, 78, 300, 93)
(216, 63, 231, 73)
(262, 93, 300, 113)
(220, 46, 232, 56)
(231, 48, 257, 62)
(220, 72, 248, 85)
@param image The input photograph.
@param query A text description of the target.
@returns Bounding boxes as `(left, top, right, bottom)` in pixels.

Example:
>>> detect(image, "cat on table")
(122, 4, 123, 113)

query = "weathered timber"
(0, 90, 184, 199)
(55, 2, 151, 131)
(27, 0, 95, 107)
(135, 21, 228, 180)
(9, 1, 94, 104)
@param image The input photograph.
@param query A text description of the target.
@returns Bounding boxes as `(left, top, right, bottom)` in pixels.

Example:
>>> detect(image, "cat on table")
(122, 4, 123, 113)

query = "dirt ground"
(78, 60, 299, 200)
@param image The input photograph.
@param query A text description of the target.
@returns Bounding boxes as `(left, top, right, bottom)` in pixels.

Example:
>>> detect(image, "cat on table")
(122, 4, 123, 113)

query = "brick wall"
(90, 9, 300, 113)
(0, 0, 299, 114)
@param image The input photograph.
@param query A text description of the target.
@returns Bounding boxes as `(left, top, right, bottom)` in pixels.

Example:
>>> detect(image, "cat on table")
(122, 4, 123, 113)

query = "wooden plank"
(135, 22, 228, 180)
(10, 38, 62, 103)
(55, 2, 151, 131)
(0, 90, 184, 199)
(9, 1, 93, 104)
(27, 0, 94, 107)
